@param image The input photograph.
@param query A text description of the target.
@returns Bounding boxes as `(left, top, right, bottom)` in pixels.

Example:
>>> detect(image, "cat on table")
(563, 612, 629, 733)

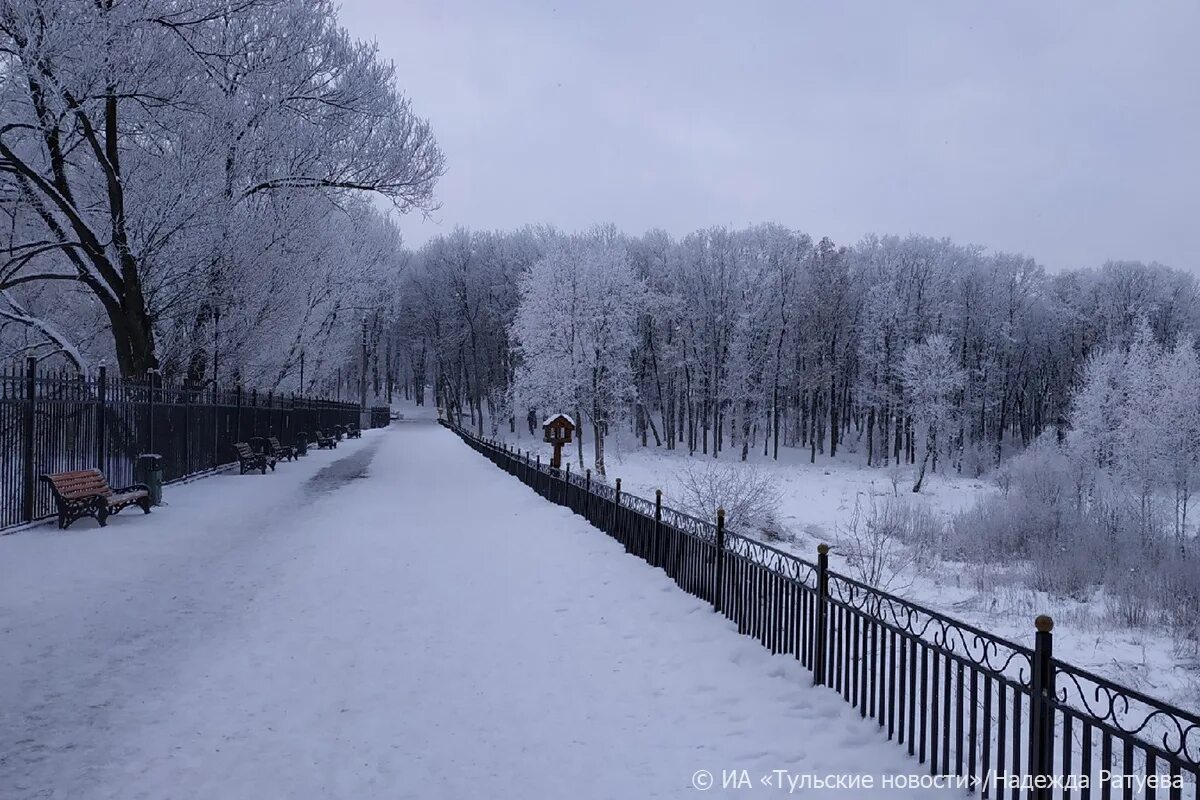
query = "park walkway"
(0, 413, 953, 798)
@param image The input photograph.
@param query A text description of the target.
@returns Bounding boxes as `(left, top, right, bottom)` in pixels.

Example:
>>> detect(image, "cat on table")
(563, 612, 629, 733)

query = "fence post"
(535, 453, 541, 495)
(1029, 615, 1055, 800)
(714, 507, 726, 613)
(95, 365, 107, 471)
(585, 468, 591, 518)
(613, 477, 621, 538)
(814, 543, 830, 686)
(21, 356, 36, 523)
(654, 489, 663, 568)
(234, 384, 243, 446)
(213, 383, 221, 469)
(564, 463, 570, 505)
(147, 370, 156, 456)
(182, 378, 190, 474)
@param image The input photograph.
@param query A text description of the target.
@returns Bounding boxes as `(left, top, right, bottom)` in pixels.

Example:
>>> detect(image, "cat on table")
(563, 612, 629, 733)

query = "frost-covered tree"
(900, 335, 964, 492)
(511, 231, 641, 475)
(1157, 338, 1200, 537)
(1067, 319, 1200, 538)
(0, 0, 443, 376)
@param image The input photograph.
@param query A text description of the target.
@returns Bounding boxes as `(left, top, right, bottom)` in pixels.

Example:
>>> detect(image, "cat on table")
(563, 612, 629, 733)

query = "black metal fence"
(370, 406, 392, 429)
(1, 358, 382, 531)
(444, 420, 1200, 800)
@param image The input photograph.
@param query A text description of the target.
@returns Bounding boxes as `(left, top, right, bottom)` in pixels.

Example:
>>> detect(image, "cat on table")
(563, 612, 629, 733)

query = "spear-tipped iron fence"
(1, 358, 389, 531)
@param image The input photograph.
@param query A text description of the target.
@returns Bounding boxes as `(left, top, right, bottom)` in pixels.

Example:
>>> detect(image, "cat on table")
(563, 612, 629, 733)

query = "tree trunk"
(107, 292, 158, 377)
(576, 408, 586, 470)
(592, 420, 605, 476)
(912, 425, 936, 492)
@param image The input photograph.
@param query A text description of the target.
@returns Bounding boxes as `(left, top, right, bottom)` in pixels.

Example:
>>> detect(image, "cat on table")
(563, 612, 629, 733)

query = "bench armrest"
(117, 483, 150, 494)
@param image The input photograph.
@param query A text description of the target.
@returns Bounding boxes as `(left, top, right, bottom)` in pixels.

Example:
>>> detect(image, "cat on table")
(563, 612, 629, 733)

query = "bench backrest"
(267, 436, 283, 447)
(234, 442, 256, 459)
(41, 469, 112, 500)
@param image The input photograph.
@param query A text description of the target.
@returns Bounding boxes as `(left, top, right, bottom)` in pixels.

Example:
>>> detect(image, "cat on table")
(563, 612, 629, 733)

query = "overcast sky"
(338, 1, 1199, 272)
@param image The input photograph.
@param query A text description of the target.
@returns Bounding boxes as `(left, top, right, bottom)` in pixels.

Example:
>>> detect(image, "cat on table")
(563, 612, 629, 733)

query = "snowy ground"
(492, 422, 1200, 719)
(1, 411, 965, 799)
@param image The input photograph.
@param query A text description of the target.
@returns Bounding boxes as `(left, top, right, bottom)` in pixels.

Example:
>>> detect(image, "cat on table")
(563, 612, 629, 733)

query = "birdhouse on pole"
(542, 413, 576, 469)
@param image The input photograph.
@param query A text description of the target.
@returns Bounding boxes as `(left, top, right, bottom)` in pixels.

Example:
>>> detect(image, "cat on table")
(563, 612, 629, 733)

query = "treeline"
(392, 225, 1200, 476)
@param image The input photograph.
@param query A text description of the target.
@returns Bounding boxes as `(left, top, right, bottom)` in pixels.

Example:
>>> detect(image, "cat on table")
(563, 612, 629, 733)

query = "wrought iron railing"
(444, 419, 1200, 799)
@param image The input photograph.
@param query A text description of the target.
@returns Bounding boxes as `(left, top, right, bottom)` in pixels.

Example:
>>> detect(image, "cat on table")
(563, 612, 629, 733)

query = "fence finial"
(1034, 614, 1054, 633)
(817, 543, 830, 555)
(716, 506, 725, 521)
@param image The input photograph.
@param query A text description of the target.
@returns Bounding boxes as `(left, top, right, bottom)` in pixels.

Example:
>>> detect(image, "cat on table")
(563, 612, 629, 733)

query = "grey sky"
(338, 1, 1199, 272)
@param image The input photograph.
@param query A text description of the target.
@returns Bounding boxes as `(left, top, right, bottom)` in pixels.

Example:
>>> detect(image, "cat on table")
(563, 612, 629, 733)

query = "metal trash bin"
(136, 453, 163, 506)
(295, 432, 309, 456)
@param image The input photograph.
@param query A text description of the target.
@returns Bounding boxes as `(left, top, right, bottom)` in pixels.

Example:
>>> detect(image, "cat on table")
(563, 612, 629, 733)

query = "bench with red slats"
(40, 469, 151, 530)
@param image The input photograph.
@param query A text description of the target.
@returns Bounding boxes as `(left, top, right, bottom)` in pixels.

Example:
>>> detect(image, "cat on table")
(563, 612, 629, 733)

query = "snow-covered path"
(1, 419, 956, 799)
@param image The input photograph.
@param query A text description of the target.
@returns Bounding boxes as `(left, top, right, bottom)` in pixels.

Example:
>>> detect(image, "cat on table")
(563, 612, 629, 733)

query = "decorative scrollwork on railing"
(825, 571, 1033, 681)
(723, 532, 819, 588)
(1053, 661, 1200, 769)
(660, 507, 718, 543)
(619, 492, 657, 517)
(591, 482, 616, 501)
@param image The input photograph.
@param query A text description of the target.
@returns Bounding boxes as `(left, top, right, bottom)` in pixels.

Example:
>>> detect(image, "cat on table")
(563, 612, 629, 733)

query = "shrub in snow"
(838, 495, 942, 591)
(1108, 567, 1152, 628)
(1159, 546, 1200, 655)
(948, 493, 1050, 563)
(676, 461, 785, 539)
(992, 464, 1013, 497)
(957, 440, 994, 479)
(1026, 526, 1107, 602)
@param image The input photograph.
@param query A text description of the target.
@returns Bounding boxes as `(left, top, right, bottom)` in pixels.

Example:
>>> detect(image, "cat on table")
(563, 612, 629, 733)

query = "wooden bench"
(346, 424, 362, 439)
(266, 436, 296, 462)
(333, 424, 347, 441)
(40, 469, 151, 529)
(235, 441, 276, 474)
(313, 429, 336, 449)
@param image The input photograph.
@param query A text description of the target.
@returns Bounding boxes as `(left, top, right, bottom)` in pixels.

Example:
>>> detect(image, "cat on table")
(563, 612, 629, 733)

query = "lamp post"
(299, 350, 305, 397)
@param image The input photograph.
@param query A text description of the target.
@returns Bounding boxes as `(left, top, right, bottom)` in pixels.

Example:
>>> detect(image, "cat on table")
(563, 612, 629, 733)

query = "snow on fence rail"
(0, 358, 382, 531)
(443, 419, 1200, 800)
